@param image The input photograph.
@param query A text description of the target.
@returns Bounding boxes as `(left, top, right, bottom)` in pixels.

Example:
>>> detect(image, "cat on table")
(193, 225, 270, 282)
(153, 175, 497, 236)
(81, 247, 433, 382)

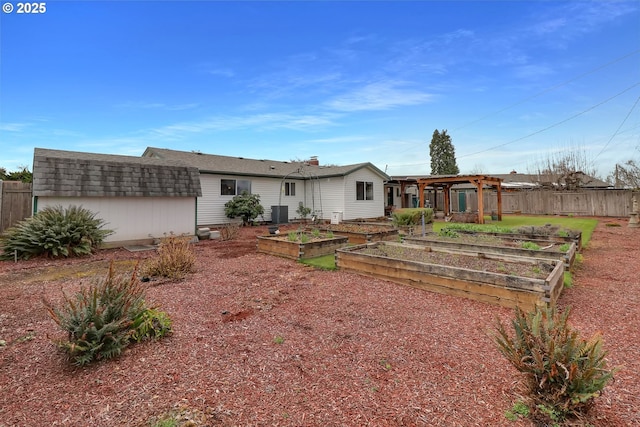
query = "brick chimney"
(308, 156, 319, 166)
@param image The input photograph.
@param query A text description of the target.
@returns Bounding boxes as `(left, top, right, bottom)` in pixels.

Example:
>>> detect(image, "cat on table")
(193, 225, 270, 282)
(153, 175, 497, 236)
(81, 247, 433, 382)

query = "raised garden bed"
(257, 232, 348, 260)
(336, 241, 565, 310)
(447, 226, 583, 251)
(405, 233, 577, 270)
(317, 223, 399, 244)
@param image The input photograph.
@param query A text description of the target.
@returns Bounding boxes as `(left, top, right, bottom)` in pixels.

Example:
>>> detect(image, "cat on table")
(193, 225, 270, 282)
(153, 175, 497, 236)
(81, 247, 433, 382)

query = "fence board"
(0, 181, 32, 233)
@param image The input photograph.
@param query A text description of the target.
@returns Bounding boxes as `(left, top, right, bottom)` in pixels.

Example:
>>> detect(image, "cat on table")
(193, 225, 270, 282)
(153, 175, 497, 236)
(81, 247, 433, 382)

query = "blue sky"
(1, 1, 639, 178)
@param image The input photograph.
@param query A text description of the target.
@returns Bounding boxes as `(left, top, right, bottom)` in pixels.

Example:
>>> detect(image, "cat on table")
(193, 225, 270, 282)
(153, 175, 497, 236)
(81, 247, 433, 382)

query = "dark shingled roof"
(142, 147, 391, 180)
(33, 148, 202, 197)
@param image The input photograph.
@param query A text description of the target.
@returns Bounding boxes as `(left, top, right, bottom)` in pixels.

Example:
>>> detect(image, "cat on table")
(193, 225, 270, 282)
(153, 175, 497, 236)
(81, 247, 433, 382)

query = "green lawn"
(299, 254, 338, 270)
(433, 215, 598, 246)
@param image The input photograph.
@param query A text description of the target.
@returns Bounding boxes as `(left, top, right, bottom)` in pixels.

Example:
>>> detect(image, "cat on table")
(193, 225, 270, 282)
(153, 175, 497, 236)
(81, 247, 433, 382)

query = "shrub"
(392, 208, 433, 226)
(0, 205, 112, 260)
(219, 223, 240, 241)
(224, 191, 264, 226)
(44, 263, 171, 366)
(130, 308, 172, 342)
(141, 234, 196, 279)
(493, 306, 615, 423)
(296, 202, 312, 219)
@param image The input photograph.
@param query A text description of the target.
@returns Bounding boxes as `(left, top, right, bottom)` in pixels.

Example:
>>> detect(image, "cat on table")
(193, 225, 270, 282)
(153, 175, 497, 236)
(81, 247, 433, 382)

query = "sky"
(1, 1, 639, 179)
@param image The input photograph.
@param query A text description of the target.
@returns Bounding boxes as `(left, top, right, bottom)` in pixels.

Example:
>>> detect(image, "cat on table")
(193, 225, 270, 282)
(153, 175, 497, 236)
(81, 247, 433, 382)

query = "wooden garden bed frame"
(336, 242, 565, 310)
(453, 229, 583, 252)
(404, 235, 577, 270)
(257, 235, 349, 260)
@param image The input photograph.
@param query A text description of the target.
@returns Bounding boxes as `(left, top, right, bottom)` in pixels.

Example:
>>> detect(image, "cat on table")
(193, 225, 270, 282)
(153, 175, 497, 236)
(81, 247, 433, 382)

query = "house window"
(284, 182, 296, 196)
(221, 179, 252, 195)
(356, 181, 374, 201)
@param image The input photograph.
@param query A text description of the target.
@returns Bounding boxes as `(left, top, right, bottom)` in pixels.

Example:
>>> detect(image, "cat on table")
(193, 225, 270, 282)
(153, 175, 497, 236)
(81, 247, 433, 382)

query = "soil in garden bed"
(417, 232, 569, 252)
(358, 243, 554, 279)
(319, 223, 396, 233)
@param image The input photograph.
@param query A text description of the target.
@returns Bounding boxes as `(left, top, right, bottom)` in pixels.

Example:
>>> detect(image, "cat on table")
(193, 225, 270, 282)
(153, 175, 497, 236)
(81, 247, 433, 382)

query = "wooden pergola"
(416, 175, 503, 224)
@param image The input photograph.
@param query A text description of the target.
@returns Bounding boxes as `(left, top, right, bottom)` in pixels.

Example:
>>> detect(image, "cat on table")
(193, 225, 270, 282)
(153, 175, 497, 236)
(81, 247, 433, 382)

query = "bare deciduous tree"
(607, 160, 640, 189)
(526, 145, 598, 190)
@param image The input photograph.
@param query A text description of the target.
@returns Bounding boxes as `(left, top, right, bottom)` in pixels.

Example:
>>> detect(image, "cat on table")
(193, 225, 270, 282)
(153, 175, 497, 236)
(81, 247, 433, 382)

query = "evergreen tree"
(429, 129, 460, 175)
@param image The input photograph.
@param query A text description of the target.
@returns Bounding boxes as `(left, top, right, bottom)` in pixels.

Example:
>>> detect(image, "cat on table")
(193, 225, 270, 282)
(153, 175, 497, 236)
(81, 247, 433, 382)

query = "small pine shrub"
(493, 306, 615, 423)
(141, 234, 196, 279)
(0, 205, 112, 260)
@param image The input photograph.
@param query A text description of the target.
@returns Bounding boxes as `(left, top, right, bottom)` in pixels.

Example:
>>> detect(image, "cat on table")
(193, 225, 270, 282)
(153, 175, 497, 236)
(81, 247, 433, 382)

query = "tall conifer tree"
(429, 129, 460, 175)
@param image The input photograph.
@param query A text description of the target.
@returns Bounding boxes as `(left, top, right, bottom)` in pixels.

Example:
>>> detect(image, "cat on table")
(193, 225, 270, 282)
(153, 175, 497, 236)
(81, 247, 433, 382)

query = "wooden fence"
(0, 181, 32, 234)
(443, 189, 636, 217)
(480, 189, 636, 217)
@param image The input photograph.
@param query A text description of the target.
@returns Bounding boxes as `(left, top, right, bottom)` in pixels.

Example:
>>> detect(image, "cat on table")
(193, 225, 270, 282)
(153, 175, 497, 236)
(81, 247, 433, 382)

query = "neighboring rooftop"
(33, 148, 202, 197)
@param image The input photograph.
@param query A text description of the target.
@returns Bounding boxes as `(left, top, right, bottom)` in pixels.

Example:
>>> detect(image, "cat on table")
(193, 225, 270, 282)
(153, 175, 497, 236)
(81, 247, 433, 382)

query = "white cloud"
(326, 80, 433, 112)
(206, 68, 235, 78)
(116, 101, 199, 111)
(0, 122, 29, 132)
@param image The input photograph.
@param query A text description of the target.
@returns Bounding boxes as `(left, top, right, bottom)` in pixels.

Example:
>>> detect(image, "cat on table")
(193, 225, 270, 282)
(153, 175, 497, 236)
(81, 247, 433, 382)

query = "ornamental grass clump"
(44, 263, 172, 366)
(0, 205, 112, 260)
(141, 234, 196, 279)
(392, 208, 433, 226)
(493, 306, 615, 423)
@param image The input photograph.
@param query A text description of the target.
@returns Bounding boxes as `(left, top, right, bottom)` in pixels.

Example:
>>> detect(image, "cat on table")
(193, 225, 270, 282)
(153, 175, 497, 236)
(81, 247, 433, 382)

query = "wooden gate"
(0, 181, 32, 233)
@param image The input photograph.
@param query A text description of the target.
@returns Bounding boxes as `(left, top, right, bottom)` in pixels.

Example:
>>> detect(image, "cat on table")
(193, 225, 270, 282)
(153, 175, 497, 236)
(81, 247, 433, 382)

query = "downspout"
(194, 197, 198, 233)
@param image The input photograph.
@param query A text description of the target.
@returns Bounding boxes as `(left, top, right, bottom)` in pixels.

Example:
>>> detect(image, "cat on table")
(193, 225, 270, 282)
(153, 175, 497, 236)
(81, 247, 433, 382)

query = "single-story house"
(142, 147, 390, 226)
(33, 148, 202, 247)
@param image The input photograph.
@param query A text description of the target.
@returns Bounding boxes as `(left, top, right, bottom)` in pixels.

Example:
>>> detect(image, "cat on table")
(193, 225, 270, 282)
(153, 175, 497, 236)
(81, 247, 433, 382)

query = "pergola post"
(476, 181, 485, 224)
(496, 181, 503, 220)
(443, 184, 451, 216)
